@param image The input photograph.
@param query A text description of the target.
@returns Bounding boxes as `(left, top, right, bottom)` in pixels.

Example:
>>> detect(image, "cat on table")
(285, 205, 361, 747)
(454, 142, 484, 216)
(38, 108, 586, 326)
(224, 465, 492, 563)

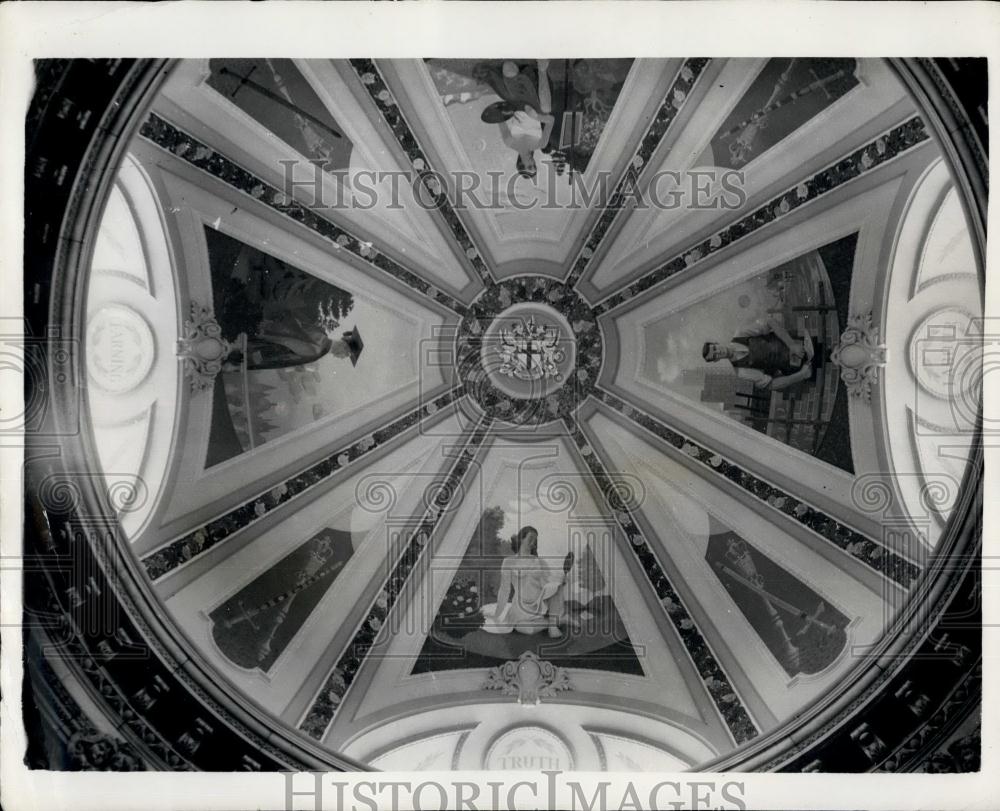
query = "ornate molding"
(830, 311, 885, 403)
(176, 300, 237, 392)
(140, 113, 468, 315)
(68, 730, 145, 771)
(566, 413, 761, 744)
(299, 415, 493, 740)
(592, 388, 920, 587)
(457, 277, 603, 426)
(348, 59, 494, 287)
(594, 116, 930, 314)
(566, 58, 711, 286)
(483, 651, 573, 705)
(876, 663, 982, 773)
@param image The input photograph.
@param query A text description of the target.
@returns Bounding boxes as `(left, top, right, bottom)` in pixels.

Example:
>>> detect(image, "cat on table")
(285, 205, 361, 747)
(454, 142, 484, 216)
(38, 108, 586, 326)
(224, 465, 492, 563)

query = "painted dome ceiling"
(79, 58, 982, 770)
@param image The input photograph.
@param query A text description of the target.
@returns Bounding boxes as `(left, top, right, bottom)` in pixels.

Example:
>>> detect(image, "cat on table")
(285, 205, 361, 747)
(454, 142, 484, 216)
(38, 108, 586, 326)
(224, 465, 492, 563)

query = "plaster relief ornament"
(176, 300, 240, 392)
(85, 304, 155, 394)
(830, 311, 886, 403)
(497, 316, 565, 382)
(482, 650, 572, 705)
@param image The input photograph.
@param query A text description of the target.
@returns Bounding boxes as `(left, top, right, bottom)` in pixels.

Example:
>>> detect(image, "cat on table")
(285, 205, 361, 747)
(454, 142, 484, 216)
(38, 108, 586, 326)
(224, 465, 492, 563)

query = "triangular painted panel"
(209, 520, 356, 672)
(639, 234, 858, 473)
(412, 503, 643, 675)
(202, 226, 418, 466)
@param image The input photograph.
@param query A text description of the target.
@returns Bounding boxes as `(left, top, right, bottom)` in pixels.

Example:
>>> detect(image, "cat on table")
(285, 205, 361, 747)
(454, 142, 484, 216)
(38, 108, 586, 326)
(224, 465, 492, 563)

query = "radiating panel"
(412, 486, 643, 677)
(589, 406, 889, 721)
(209, 522, 356, 672)
(381, 59, 672, 269)
(202, 226, 377, 466)
(162, 410, 468, 715)
(705, 521, 850, 677)
(154, 58, 479, 298)
(336, 434, 730, 749)
(205, 59, 354, 179)
(588, 58, 911, 296)
(641, 233, 858, 472)
(699, 58, 859, 171)
(137, 161, 453, 534)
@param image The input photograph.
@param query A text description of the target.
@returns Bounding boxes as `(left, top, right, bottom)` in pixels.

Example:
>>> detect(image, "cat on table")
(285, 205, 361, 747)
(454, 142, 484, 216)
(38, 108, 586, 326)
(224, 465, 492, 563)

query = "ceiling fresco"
(58, 57, 984, 774)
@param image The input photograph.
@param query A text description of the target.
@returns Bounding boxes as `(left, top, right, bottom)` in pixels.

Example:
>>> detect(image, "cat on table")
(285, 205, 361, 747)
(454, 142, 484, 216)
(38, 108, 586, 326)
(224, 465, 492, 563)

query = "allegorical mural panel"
(413, 506, 642, 675)
(696, 58, 859, 170)
(209, 521, 356, 671)
(705, 518, 849, 677)
(206, 58, 355, 179)
(423, 59, 634, 182)
(204, 227, 370, 466)
(643, 233, 858, 472)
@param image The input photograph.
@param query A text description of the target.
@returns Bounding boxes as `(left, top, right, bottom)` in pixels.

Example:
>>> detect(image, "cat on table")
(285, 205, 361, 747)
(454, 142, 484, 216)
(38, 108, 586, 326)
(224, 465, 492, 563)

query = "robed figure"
(204, 227, 361, 371)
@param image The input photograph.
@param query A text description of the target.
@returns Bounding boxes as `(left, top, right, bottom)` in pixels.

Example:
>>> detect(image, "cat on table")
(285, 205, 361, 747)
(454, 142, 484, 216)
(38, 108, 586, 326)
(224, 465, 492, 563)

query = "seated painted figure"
(482, 526, 573, 639)
(702, 314, 817, 392)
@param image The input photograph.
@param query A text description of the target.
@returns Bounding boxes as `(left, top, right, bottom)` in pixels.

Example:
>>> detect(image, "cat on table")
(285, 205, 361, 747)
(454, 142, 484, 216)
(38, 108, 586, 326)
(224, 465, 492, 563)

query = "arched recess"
(84, 153, 179, 541)
(341, 704, 718, 771)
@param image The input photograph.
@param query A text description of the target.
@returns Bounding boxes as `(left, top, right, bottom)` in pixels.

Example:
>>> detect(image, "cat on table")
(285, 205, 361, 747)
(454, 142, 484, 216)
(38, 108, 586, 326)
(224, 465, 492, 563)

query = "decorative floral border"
(565, 415, 760, 745)
(593, 116, 930, 314)
(457, 277, 604, 425)
(592, 388, 922, 588)
(348, 59, 494, 286)
(565, 58, 711, 287)
(299, 415, 493, 740)
(141, 386, 465, 580)
(139, 113, 468, 315)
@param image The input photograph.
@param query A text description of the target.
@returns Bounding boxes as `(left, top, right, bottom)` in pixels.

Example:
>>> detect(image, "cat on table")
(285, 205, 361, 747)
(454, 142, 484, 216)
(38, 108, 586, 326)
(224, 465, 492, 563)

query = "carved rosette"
(176, 301, 237, 392)
(831, 311, 886, 403)
(482, 651, 573, 705)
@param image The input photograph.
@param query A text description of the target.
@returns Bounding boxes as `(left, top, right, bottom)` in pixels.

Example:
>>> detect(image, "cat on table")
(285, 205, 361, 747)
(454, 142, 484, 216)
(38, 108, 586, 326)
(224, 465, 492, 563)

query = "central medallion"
(456, 277, 603, 426)
(484, 302, 577, 400)
(497, 315, 564, 382)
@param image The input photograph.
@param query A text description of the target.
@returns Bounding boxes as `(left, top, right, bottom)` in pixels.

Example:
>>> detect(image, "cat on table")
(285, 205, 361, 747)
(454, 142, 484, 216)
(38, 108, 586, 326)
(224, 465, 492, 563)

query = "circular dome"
(23, 57, 984, 775)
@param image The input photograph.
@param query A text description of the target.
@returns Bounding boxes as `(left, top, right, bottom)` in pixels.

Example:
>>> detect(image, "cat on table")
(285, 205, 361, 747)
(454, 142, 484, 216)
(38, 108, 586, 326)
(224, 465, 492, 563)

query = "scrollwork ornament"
(831, 311, 886, 402)
(176, 300, 237, 392)
(482, 651, 573, 705)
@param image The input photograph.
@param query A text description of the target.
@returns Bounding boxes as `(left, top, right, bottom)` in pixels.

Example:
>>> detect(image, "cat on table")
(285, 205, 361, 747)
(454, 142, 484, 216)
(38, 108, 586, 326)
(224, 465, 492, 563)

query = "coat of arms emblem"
(497, 316, 565, 381)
